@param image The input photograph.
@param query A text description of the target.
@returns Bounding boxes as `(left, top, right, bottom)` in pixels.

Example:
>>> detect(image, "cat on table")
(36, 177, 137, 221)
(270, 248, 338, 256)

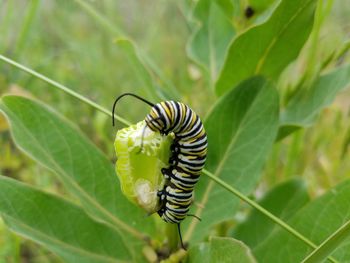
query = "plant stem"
(165, 224, 179, 252)
(202, 169, 338, 263)
(0, 54, 339, 263)
(0, 54, 131, 127)
(301, 219, 350, 263)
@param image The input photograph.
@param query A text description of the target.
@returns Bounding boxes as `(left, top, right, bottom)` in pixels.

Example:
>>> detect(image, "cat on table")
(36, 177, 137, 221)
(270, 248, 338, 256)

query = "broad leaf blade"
(186, 237, 257, 263)
(301, 220, 350, 263)
(234, 179, 310, 248)
(185, 77, 279, 242)
(254, 180, 350, 262)
(278, 64, 350, 140)
(0, 96, 155, 239)
(187, 0, 235, 84)
(215, 0, 316, 96)
(248, 0, 278, 14)
(0, 176, 130, 263)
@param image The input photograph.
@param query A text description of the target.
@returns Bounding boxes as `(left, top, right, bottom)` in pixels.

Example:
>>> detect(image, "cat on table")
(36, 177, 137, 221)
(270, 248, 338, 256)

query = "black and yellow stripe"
(145, 101, 207, 225)
(112, 94, 208, 249)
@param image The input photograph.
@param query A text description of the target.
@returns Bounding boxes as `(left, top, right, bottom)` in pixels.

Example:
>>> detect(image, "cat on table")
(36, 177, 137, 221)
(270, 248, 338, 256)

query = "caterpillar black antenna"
(177, 223, 185, 250)
(112, 93, 155, 126)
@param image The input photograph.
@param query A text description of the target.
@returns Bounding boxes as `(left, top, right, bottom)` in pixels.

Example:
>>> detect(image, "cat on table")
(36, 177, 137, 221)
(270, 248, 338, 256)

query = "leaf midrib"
(184, 84, 269, 240)
(0, 101, 144, 242)
(301, 219, 350, 263)
(3, 215, 125, 263)
(255, 0, 314, 74)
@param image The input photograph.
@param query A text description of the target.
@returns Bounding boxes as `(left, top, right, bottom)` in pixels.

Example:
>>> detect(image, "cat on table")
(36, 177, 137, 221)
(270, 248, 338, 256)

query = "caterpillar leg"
(157, 189, 166, 202)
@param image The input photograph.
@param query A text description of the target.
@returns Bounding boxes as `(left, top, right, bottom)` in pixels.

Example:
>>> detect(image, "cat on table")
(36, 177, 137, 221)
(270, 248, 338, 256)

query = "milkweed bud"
(114, 121, 173, 213)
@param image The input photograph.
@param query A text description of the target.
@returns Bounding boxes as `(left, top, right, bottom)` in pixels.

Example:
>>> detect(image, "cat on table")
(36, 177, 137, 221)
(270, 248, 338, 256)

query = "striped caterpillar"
(113, 93, 207, 248)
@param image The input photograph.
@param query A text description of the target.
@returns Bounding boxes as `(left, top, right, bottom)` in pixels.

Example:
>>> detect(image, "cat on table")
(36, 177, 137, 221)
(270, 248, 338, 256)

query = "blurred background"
(0, 0, 349, 262)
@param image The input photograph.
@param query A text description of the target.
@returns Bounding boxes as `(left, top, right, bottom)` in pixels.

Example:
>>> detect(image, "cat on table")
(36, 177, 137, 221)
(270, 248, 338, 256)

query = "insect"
(112, 93, 207, 249)
(244, 6, 255, 18)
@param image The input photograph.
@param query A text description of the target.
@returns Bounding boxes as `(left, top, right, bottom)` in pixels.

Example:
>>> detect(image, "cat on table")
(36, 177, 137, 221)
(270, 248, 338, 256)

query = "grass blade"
(14, 0, 41, 54)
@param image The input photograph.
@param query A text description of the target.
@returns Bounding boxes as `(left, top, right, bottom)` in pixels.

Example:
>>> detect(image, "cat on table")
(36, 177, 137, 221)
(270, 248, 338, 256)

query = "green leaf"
(254, 179, 350, 263)
(247, 0, 277, 14)
(187, 0, 235, 84)
(186, 237, 257, 263)
(278, 64, 350, 140)
(0, 176, 131, 263)
(72, 0, 180, 100)
(114, 38, 163, 101)
(0, 96, 155, 242)
(14, 0, 40, 54)
(184, 76, 279, 242)
(301, 220, 350, 263)
(215, 0, 317, 96)
(233, 179, 310, 248)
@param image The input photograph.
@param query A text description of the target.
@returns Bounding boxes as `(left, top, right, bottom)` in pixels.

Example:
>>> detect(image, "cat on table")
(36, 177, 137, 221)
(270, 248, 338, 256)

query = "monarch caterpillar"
(112, 93, 207, 249)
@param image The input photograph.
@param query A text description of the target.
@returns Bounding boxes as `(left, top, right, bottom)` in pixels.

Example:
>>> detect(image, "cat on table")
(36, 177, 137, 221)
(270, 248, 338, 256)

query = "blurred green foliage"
(0, 0, 350, 262)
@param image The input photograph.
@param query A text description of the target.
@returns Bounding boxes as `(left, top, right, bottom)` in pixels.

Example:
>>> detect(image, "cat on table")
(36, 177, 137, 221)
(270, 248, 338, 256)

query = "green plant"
(0, 0, 350, 262)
